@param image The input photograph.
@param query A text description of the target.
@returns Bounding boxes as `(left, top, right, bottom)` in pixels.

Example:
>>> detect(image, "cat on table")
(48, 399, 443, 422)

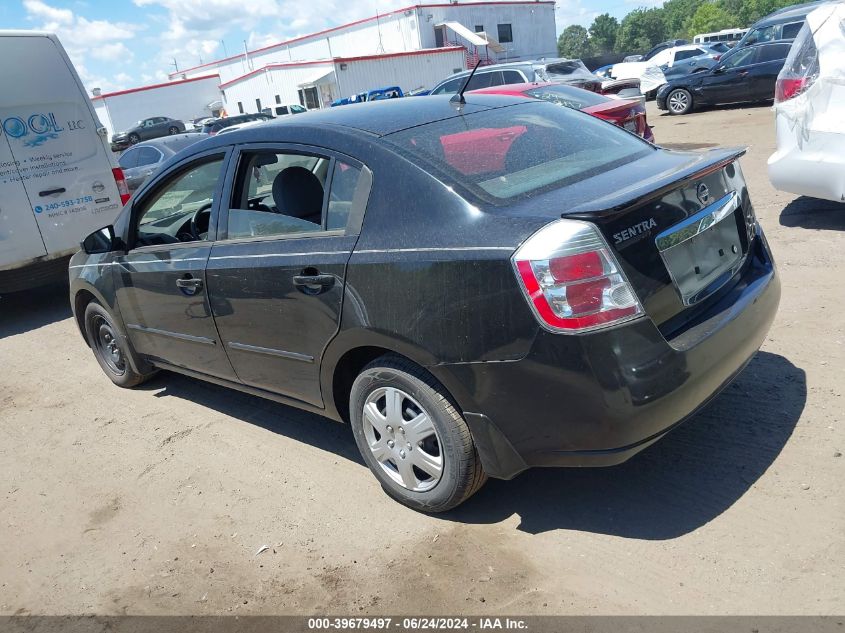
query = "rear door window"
(501, 70, 525, 84)
(757, 43, 791, 63)
(136, 147, 162, 167)
(781, 21, 804, 40)
(118, 149, 140, 170)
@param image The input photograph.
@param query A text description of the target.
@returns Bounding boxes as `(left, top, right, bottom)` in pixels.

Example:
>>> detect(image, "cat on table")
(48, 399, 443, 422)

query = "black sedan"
(657, 40, 791, 114)
(70, 95, 780, 512)
(117, 133, 208, 193)
(111, 116, 187, 151)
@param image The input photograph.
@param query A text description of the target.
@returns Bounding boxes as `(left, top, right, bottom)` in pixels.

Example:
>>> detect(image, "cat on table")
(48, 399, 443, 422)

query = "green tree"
(557, 24, 593, 58)
(685, 2, 735, 35)
(662, 0, 706, 38)
(615, 8, 667, 54)
(589, 13, 619, 54)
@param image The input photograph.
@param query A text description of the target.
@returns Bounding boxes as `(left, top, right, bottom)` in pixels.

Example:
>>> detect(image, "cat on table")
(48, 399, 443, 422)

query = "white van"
(0, 31, 129, 294)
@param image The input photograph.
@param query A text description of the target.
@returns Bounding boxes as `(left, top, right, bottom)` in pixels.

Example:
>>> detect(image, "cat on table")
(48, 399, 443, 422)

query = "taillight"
(512, 220, 644, 333)
(112, 167, 130, 205)
(775, 77, 808, 102)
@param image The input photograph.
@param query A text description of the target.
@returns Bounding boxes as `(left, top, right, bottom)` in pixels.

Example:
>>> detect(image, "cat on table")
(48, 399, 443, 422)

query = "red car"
(470, 82, 655, 143)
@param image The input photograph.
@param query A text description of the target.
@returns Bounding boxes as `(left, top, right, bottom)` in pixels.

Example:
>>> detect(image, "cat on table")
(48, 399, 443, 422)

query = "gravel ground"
(0, 101, 843, 616)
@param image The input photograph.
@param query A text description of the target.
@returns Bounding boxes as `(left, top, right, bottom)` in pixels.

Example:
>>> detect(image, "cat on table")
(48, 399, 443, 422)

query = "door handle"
(39, 187, 66, 197)
(176, 276, 203, 295)
(738, 70, 749, 77)
(293, 273, 335, 294)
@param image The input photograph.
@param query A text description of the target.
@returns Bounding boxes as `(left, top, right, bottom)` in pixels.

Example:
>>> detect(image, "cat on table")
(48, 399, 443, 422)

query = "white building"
(89, 1, 556, 133)
(173, 1, 556, 110)
(92, 75, 221, 137)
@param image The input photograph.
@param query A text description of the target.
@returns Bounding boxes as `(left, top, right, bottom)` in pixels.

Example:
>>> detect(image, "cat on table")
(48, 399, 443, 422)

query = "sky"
(0, 0, 660, 94)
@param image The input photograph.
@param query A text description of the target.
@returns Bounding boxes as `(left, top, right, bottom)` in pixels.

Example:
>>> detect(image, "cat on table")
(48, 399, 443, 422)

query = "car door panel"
(205, 144, 371, 407)
(113, 148, 238, 380)
(207, 234, 357, 405)
(696, 48, 757, 104)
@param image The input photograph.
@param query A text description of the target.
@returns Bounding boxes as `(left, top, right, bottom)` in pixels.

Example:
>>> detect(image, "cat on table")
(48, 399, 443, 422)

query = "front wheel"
(667, 88, 693, 115)
(127, 133, 140, 144)
(349, 356, 486, 512)
(84, 301, 153, 388)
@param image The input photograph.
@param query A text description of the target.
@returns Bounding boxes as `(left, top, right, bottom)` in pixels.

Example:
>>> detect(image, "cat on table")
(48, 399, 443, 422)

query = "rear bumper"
(768, 115, 845, 203)
(431, 230, 780, 479)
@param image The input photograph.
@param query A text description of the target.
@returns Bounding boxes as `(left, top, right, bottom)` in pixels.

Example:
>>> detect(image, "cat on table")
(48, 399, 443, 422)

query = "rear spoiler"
(565, 147, 748, 219)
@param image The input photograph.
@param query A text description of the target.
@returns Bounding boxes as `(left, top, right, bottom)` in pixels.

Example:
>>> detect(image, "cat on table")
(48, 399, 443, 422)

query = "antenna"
(451, 60, 482, 105)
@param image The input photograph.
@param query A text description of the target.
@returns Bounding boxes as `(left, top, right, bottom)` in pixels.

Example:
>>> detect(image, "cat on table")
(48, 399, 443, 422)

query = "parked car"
(624, 39, 690, 63)
(470, 82, 654, 142)
(656, 40, 792, 114)
(769, 2, 844, 202)
(117, 133, 208, 193)
(201, 113, 273, 136)
(272, 103, 307, 117)
(430, 59, 602, 95)
(649, 44, 723, 80)
(111, 117, 186, 151)
(215, 119, 271, 136)
(727, 1, 823, 54)
(70, 95, 779, 512)
(332, 87, 405, 107)
(0, 31, 129, 294)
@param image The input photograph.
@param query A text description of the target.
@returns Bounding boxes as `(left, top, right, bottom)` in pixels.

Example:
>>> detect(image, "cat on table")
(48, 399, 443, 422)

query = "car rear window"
(386, 102, 651, 203)
(524, 84, 608, 109)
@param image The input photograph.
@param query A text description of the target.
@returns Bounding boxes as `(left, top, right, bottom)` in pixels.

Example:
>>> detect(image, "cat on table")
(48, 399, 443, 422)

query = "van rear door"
(0, 33, 121, 259)
(0, 133, 48, 269)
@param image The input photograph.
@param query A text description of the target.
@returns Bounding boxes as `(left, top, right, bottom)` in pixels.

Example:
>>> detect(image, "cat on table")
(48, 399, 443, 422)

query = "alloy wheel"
(669, 90, 690, 114)
(362, 387, 443, 492)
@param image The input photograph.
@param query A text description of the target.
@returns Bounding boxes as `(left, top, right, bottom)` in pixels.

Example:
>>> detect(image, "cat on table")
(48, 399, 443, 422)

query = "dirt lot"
(1, 102, 843, 616)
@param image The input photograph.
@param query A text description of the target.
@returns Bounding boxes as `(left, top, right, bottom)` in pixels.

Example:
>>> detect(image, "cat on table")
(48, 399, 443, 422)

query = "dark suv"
(201, 113, 273, 135)
(70, 95, 780, 512)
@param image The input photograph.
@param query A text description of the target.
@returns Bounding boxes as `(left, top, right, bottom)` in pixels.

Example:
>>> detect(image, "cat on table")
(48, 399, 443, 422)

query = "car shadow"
(779, 196, 845, 230)
(147, 351, 804, 540)
(0, 282, 72, 340)
(143, 373, 365, 466)
(445, 351, 805, 538)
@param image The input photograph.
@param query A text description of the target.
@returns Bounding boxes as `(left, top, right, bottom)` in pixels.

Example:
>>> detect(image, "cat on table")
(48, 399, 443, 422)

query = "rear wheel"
(168, 126, 179, 135)
(667, 88, 693, 115)
(84, 301, 152, 388)
(349, 356, 486, 512)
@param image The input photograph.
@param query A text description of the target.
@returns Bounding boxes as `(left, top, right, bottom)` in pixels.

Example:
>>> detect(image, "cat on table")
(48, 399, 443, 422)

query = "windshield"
(386, 102, 651, 203)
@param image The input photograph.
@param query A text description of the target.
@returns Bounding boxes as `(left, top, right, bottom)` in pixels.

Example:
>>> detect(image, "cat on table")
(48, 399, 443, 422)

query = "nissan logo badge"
(696, 182, 710, 205)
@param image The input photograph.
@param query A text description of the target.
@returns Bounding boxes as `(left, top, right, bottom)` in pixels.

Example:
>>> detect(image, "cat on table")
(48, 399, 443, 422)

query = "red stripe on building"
(92, 74, 220, 101)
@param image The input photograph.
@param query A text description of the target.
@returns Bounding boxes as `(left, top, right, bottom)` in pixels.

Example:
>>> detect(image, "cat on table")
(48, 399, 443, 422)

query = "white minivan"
(0, 31, 129, 294)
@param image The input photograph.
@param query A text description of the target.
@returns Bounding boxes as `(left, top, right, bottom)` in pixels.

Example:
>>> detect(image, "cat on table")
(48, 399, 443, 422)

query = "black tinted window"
(465, 72, 495, 90)
(118, 149, 139, 169)
(722, 46, 755, 68)
(757, 43, 791, 63)
(502, 70, 524, 84)
(674, 49, 699, 61)
(387, 102, 650, 202)
(136, 147, 161, 167)
(432, 77, 464, 95)
(276, 106, 289, 115)
(781, 21, 803, 39)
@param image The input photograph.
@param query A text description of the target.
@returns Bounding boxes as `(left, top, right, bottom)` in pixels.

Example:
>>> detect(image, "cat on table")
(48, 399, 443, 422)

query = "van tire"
(84, 301, 151, 388)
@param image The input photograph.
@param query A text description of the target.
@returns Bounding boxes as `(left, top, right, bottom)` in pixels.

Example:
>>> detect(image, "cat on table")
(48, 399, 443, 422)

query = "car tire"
(349, 356, 486, 512)
(127, 133, 140, 144)
(667, 88, 693, 115)
(84, 301, 152, 388)
(168, 126, 179, 135)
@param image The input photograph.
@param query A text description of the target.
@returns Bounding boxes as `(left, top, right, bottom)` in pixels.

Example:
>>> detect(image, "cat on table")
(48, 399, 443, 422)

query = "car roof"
(199, 94, 527, 141)
(754, 0, 823, 25)
(132, 133, 207, 153)
(441, 61, 535, 81)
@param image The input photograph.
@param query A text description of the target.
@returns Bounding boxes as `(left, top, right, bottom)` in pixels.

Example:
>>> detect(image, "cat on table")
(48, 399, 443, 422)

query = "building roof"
(218, 47, 465, 90)
(91, 74, 220, 101)
(169, 1, 554, 79)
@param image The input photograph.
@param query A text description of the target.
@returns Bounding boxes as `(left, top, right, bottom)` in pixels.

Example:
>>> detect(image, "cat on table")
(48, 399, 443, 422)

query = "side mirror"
(82, 225, 122, 254)
(712, 65, 726, 74)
